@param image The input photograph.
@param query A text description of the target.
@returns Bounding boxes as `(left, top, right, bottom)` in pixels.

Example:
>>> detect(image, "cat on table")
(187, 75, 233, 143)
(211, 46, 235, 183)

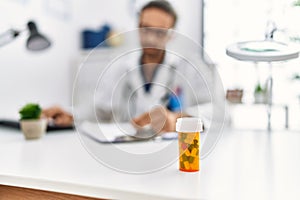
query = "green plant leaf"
(19, 103, 42, 120)
(292, 74, 300, 80)
(255, 83, 267, 93)
(255, 84, 263, 92)
(293, 0, 300, 6)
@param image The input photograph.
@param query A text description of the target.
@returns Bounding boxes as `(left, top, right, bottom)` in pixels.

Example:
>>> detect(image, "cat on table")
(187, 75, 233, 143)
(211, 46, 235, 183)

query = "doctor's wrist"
(174, 112, 190, 119)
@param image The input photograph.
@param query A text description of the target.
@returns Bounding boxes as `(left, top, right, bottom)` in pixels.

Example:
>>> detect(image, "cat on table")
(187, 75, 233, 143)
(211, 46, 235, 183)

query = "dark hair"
(140, 0, 177, 27)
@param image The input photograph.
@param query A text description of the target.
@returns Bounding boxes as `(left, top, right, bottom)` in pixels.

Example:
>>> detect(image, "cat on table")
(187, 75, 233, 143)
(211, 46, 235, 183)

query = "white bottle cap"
(176, 117, 203, 133)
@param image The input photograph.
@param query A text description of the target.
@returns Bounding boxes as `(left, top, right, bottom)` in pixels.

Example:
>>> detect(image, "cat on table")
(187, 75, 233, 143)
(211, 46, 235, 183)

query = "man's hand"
(132, 106, 183, 134)
(42, 106, 73, 127)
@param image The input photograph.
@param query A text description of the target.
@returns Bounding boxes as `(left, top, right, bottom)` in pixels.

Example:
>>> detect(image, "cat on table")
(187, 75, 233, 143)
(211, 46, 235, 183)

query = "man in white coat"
(94, 0, 217, 134)
(43, 0, 223, 134)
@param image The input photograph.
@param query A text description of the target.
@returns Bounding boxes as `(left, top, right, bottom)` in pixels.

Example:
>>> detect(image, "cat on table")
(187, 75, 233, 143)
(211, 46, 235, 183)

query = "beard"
(142, 47, 165, 58)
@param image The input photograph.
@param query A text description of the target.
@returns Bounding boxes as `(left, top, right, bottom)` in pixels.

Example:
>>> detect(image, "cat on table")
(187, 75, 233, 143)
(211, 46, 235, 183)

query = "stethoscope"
(127, 64, 177, 119)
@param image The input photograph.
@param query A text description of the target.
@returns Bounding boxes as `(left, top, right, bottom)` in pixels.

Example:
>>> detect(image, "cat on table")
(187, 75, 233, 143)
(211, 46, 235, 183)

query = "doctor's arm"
(132, 106, 190, 133)
(42, 106, 73, 126)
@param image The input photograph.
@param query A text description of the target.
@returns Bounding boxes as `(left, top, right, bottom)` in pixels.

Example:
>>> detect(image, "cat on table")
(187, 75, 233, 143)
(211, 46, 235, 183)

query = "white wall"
(0, 0, 77, 117)
(0, 0, 202, 118)
(173, 0, 203, 46)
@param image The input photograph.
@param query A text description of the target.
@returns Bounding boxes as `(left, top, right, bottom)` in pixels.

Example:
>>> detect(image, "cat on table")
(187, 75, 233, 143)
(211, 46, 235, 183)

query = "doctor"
(43, 0, 214, 133)
(95, 0, 211, 133)
(130, 0, 184, 134)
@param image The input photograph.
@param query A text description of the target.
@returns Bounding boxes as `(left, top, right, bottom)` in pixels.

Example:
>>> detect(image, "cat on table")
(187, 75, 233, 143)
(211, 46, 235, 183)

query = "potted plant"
(19, 103, 47, 140)
(288, 1, 300, 43)
(254, 83, 268, 104)
(293, 0, 300, 6)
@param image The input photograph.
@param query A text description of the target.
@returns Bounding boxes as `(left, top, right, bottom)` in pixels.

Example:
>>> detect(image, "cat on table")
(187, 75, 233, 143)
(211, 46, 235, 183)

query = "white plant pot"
(254, 93, 268, 104)
(20, 119, 47, 140)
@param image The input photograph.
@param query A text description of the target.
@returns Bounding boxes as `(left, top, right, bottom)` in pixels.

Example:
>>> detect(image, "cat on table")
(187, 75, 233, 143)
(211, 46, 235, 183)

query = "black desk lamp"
(0, 20, 51, 51)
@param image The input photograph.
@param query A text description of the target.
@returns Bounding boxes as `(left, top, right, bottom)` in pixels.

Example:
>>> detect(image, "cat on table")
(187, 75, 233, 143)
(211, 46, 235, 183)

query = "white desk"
(0, 127, 300, 200)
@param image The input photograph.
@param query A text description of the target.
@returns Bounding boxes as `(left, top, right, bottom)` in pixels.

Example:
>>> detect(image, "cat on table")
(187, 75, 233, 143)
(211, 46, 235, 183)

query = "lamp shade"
(26, 21, 51, 51)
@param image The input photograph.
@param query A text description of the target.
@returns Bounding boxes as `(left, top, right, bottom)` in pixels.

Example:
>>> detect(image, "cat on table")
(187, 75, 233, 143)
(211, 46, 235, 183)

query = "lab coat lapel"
(126, 52, 177, 116)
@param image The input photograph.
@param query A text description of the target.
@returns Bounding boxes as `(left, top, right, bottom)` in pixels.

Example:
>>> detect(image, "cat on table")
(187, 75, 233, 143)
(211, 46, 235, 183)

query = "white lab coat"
(95, 50, 217, 128)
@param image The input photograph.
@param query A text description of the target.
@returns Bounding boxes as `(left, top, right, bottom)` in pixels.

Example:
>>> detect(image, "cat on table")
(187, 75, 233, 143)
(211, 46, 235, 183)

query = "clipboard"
(78, 121, 178, 144)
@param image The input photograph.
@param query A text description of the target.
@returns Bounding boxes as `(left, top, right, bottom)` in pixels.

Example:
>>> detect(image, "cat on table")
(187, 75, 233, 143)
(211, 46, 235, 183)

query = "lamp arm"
(0, 29, 21, 47)
(0, 21, 51, 51)
(265, 21, 277, 40)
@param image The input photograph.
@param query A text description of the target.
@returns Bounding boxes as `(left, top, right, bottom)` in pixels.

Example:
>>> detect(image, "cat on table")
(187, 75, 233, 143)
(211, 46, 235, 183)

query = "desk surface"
(0, 127, 300, 200)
